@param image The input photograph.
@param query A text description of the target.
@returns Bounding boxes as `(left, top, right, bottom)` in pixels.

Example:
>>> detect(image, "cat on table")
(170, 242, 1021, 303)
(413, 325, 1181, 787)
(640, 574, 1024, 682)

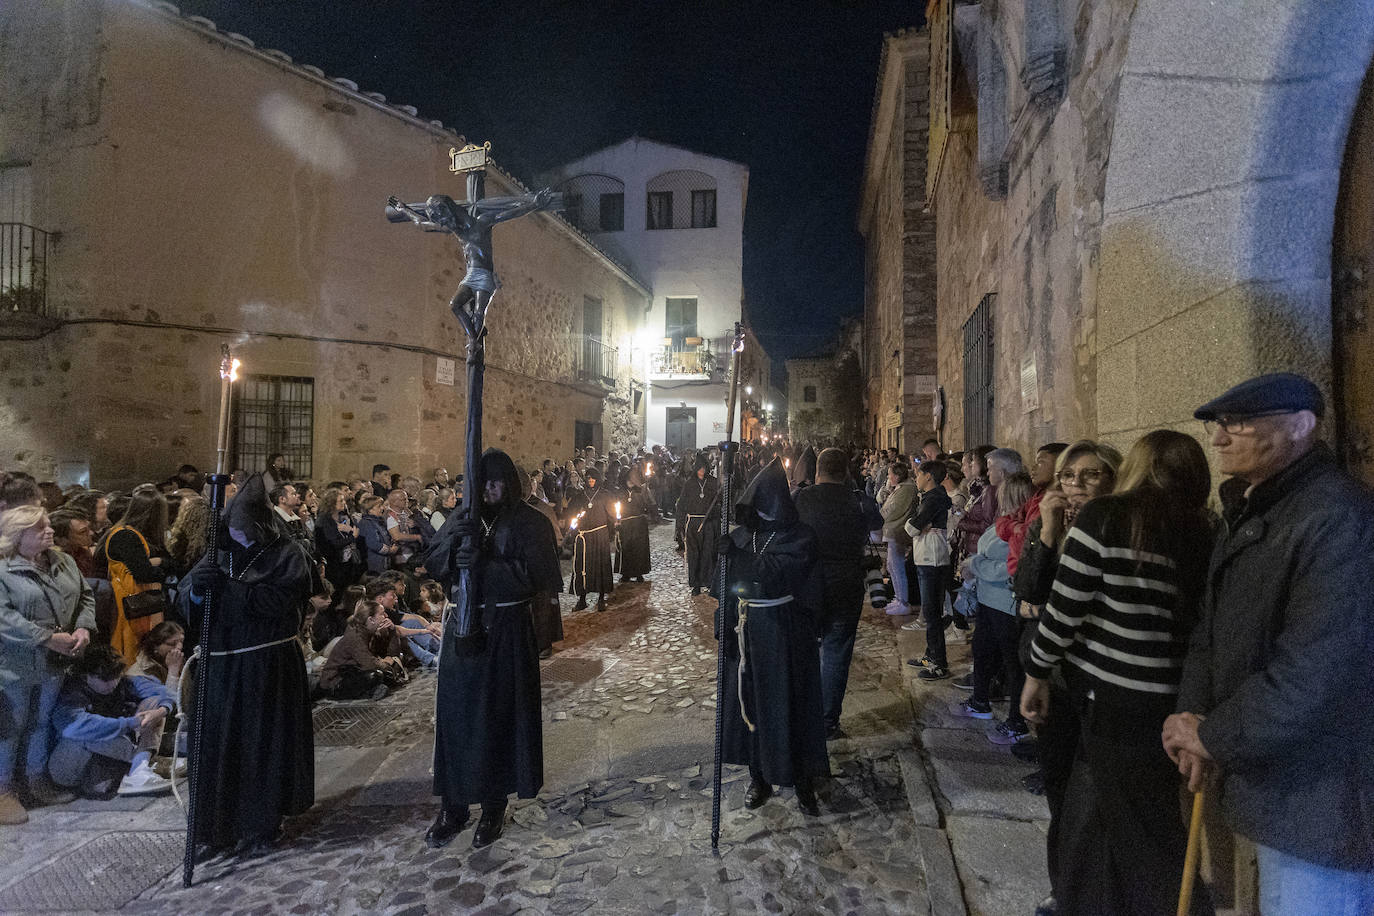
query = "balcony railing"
(650, 344, 717, 377)
(1, 223, 50, 315)
(573, 334, 618, 387)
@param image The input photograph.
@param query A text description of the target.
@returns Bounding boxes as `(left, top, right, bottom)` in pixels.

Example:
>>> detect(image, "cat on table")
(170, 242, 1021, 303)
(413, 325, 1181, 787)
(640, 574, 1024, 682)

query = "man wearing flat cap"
(1162, 373, 1374, 911)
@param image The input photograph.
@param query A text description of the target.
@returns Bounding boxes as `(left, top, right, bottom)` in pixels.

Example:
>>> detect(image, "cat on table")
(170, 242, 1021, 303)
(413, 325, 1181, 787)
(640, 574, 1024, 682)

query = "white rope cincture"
(734, 595, 794, 734)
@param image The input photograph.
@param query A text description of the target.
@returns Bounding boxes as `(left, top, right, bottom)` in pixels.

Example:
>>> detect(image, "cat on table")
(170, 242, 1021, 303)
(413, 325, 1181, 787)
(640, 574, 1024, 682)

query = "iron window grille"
(233, 375, 315, 479)
(962, 294, 995, 448)
(0, 223, 49, 314)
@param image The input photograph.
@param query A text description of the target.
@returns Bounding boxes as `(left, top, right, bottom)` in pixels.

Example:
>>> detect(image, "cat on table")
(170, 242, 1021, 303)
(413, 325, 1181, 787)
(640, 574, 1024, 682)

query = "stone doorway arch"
(1334, 63, 1374, 486)
(1095, 1, 1374, 451)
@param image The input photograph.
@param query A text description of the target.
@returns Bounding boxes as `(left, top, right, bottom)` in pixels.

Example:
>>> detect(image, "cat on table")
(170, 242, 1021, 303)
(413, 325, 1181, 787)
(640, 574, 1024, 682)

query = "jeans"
(0, 671, 63, 791)
(885, 539, 910, 607)
(1257, 845, 1374, 916)
(913, 564, 950, 667)
(817, 573, 865, 730)
(972, 603, 1026, 727)
(402, 616, 440, 667)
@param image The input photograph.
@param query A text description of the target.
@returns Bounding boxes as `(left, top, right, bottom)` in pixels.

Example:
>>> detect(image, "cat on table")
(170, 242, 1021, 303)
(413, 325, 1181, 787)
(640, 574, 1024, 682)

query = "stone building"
(0, 0, 650, 488)
(859, 29, 940, 454)
(786, 319, 863, 445)
(547, 138, 747, 455)
(909, 0, 1374, 492)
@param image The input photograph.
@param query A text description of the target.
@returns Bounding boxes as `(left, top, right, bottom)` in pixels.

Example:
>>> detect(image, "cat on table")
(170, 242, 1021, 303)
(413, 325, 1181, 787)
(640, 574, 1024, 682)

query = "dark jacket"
(1177, 444, 1374, 869)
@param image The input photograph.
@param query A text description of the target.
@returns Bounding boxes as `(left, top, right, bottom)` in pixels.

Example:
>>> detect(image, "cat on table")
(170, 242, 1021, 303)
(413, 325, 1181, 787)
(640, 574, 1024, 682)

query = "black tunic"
(181, 535, 316, 848)
(615, 486, 655, 578)
(676, 475, 720, 588)
(568, 486, 616, 596)
(524, 495, 565, 650)
(428, 460, 563, 805)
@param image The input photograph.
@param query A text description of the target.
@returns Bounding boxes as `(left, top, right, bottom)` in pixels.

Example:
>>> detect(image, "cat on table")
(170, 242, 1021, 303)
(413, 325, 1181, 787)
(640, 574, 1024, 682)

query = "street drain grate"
(541, 655, 610, 685)
(312, 703, 400, 746)
(0, 830, 182, 912)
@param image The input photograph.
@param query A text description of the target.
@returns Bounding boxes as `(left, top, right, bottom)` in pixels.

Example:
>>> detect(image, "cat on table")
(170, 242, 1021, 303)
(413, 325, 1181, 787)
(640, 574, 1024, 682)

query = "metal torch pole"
(184, 344, 235, 887)
(711, 322, 744, 851)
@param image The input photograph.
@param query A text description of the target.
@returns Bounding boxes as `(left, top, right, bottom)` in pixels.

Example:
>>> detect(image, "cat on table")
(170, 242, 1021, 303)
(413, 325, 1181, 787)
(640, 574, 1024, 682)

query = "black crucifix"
(386, 142, 561, 641)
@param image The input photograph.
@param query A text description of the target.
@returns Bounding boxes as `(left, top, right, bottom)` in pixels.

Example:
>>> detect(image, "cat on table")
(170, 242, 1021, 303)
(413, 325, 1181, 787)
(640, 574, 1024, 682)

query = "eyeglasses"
(1202, 411, 1294, 436)
(1057, 468, 1106, 487)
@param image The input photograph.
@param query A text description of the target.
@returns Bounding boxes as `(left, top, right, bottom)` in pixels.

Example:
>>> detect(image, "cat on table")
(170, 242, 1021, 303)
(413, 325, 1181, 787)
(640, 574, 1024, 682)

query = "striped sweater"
(1026, 495, 1202, 697)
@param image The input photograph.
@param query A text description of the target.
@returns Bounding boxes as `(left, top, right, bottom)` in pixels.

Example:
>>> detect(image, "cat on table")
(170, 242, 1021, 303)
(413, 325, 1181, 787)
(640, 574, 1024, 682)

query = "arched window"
(646, 169, 718, 230)
(556, 173, 626, 233)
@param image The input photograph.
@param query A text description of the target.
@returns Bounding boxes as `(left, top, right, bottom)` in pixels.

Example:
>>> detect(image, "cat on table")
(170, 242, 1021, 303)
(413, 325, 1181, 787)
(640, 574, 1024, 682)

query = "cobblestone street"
(0, 522, 1050, 915)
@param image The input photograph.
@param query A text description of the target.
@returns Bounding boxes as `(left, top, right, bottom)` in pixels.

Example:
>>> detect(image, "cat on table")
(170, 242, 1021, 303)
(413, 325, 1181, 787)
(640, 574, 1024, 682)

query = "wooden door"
(1334, 62, 1374, 486)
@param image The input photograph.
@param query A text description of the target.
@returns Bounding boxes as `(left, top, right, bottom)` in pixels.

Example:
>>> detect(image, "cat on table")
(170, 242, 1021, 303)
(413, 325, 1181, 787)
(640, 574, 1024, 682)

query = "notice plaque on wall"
(1021, 353, 1040, 412)
(436, 357, 456, 386)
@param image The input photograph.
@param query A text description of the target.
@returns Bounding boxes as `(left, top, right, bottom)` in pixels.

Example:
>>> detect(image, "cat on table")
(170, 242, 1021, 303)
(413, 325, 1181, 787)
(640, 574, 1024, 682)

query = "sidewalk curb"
(898, 744, 968, 916)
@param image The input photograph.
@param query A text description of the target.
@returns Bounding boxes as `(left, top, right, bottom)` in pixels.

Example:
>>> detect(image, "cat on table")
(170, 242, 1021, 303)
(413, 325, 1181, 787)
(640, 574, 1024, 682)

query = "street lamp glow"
(764, 402, 773, 411)
(745, 385, 753, 396)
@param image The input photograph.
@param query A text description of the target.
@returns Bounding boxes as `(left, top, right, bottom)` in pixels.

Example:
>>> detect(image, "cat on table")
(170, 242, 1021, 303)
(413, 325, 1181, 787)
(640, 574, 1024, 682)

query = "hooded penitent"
(736, 457, 799, 530)
(474, 448, 523, 517)
(794, 447, 817, 488)
(224, 472, 281, 549)
(693, 452, 712, 476)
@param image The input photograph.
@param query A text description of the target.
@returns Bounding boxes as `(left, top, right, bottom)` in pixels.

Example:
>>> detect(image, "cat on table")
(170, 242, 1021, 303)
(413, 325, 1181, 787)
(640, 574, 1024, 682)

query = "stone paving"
(0, 522, 1057, 915)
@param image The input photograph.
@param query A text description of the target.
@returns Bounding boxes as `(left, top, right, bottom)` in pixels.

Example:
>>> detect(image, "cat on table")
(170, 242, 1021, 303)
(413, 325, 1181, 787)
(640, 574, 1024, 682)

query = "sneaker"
(988, 719, 1030, 745)
(905, 654, 933, 669)
(952, 672, 976, 691)
(917, 665, 952, 681)
(899, 619, 925, 631)
(949, 698, 993, 719)
(884, 602, 912, 617)
(0, 791, 28, 825)
(118, 762, 173, 796)
(152, 757, 188, 780)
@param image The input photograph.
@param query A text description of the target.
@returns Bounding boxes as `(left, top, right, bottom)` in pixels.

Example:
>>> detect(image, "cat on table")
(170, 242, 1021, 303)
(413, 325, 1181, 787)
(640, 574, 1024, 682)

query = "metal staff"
(183, 344, 238, 887)
(711, 322, 745, 850)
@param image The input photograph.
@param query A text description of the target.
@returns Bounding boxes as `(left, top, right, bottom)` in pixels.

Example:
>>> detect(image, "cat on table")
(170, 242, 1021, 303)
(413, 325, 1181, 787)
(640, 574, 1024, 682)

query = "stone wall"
(0, 0, 647, 488)
(932, 0, 1136, 456)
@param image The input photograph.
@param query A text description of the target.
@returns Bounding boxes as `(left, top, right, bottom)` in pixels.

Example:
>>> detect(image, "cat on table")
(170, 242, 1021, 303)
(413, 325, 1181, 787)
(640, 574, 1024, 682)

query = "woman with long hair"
(1020, 430, 1216, 916)
(166, 493, 209, 579)
(96, 484, 169, 664)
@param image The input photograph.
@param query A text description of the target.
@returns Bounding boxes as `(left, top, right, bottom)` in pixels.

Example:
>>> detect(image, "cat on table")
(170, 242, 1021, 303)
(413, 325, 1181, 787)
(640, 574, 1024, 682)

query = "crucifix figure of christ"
(386, 164, 561, 641)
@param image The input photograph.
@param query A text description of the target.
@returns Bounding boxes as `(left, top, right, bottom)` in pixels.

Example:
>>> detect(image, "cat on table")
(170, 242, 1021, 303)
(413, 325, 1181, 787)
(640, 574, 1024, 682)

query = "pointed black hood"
(475, 448, 523, 514)
(224, 473, 279, 546)
(795, 447, 817, 486)
(736, 457, 798, 530)
(693, 452, 712, 475)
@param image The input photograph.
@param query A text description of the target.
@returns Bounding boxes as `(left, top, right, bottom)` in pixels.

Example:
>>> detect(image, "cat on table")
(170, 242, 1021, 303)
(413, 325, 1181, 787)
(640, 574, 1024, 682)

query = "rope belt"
(620, 514, 643, 521)
(734, 595, 795, 733)
(207, 634, 298, 657)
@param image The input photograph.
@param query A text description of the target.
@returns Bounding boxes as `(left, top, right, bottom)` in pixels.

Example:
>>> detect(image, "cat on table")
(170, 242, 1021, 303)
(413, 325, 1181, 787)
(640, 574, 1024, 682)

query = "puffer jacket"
(0, 550, 97, 690)
(1177, 444, 1374, 870)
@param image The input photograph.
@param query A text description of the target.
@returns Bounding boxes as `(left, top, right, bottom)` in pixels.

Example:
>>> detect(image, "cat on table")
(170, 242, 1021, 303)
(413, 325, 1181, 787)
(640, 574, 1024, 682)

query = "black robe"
(568, 486, 616, 597)
(426, 452, 563, 806)
(676, 475, 720, 588)
(181, 530, 316, 847)
(524, 494, 564, 650)
(717, 459, 829, 786)
(615, 486, 655, 578)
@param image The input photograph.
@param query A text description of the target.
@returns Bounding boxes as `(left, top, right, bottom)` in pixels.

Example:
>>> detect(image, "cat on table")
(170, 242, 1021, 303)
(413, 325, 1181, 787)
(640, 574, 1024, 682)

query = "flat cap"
(1194, 372, 1324, 421)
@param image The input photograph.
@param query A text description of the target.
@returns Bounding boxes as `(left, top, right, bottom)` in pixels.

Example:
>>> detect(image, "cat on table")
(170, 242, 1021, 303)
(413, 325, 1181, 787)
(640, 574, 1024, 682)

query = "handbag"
(122, 589, 165, 620)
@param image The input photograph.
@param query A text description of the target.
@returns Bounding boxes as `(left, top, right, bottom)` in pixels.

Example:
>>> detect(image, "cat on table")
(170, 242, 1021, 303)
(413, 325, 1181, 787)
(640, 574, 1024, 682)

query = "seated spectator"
(365, 576, 438, 665)
(384, 489, 423, 568)
(418, 579, 452, 625)
(65, 490, 110, 538)
(51, 508, 97, 578)
(49, 645, 174, 797)
(0, 475, 42, 511)
(166, 493, 210, 579)
(318, 600, 404, 700)
(129, 621, 185, 697)
(96, 484, 170, 663)
(358, 495, 398, 574)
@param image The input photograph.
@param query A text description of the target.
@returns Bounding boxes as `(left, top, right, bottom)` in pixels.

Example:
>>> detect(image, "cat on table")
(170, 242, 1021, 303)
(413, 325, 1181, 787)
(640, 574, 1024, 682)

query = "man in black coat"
(423, 449, 563, 850)
(180, 473, 316, 857)
(718, 457, 829, 815)
(794, 448, 881, 738)
(1164, 374, 1374, 900)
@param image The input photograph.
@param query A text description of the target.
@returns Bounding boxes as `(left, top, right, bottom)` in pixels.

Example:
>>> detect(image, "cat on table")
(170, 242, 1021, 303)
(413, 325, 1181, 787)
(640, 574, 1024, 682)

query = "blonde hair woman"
(0, 506, 96, 823)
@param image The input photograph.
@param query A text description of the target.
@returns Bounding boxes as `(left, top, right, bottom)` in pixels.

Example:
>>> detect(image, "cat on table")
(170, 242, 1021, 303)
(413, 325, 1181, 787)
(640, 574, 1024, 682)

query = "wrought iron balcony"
(573, 334, 618, 387)
(1, 223, 50, 315)
(649, 343, 717, 379)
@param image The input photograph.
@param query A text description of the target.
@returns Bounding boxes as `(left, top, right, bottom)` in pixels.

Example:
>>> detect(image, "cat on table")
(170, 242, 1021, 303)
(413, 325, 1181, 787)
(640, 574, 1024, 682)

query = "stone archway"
(1334, 63, 1374, 486)
(1095, 1, 1374, 448)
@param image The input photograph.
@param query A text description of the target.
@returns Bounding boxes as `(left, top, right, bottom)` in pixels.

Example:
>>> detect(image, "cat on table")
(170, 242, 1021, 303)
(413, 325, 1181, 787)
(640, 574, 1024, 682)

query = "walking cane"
(1177, 789, 1205, 916)
(711, 322, 745, 851)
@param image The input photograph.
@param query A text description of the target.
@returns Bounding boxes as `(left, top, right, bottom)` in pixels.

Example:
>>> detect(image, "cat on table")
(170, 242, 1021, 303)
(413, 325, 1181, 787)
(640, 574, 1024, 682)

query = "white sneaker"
(885, 602, 912, 616)
(118, 762, 173, 796)
(900, 619, 925, 630)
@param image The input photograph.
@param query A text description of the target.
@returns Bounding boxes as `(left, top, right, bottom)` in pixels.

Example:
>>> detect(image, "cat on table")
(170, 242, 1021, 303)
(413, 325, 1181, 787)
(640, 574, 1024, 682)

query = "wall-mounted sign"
(448, 142, 490, 174)
(436, 357, 457, 386)
(1021, 353, 1040, 412)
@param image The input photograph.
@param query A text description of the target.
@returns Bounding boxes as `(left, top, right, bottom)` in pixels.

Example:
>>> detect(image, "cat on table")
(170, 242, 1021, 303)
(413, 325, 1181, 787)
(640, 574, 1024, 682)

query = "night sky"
(174, 0, 923, 364)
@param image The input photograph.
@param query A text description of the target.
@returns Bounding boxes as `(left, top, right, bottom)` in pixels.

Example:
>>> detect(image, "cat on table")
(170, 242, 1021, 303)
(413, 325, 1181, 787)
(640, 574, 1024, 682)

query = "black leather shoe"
(573, 597, 588, 611)
(690, 587, 701, 596)
(472, 803, 506, 848)
(795, 781, 820, 817)
(744, 778, 772, 809)
(425, 805, 470, 849)
(595, 599, 607, 613)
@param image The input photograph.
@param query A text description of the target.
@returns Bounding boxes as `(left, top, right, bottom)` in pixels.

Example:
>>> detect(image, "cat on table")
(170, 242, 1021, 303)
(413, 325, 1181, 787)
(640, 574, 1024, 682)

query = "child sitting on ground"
(49, 644, 176, 798)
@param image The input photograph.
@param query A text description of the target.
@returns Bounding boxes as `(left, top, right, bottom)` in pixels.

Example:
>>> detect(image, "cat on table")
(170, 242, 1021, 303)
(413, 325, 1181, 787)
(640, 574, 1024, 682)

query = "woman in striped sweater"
(1020, 430, 1216, 916)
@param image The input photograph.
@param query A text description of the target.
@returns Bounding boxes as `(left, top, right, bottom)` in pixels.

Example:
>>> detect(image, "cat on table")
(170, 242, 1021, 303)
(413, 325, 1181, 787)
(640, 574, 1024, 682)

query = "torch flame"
(784, 458, 790, 469)
(614, 501, 621, 519)
(221, 357, 241, 382)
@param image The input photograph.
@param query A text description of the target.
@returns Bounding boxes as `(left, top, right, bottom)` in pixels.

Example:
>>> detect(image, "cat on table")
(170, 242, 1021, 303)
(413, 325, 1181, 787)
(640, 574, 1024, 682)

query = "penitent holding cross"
(386, 145, 561, 643)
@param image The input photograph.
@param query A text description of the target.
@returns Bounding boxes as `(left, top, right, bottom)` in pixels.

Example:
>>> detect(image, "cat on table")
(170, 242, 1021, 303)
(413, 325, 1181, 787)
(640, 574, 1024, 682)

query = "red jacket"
(996, 486, 1046, 578)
